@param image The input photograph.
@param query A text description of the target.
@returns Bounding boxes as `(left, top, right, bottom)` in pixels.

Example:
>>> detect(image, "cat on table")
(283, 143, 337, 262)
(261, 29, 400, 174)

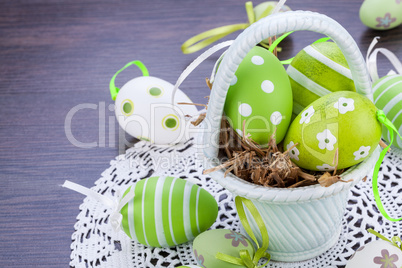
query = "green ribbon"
(373, 110, 402, 222)
(181, 2, 275, 54)
(368, 228, 402, 251)
(215, 196, 271, 267)
(109, 60, 149, 101)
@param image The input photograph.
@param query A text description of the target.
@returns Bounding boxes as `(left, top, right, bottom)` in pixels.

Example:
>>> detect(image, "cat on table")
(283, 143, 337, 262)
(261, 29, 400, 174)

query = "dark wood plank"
(0, 0, 400, 267)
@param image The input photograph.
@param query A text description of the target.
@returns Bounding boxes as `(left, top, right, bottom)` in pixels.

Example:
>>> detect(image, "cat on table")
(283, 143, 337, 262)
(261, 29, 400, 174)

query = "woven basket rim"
(199, 137, 381, 203)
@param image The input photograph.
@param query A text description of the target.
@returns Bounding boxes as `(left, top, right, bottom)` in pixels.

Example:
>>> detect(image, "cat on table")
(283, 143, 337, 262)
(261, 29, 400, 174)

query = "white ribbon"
(62, 180, 135, 232)
(366, 37, 402, 83)
(171, 40, 234, 105)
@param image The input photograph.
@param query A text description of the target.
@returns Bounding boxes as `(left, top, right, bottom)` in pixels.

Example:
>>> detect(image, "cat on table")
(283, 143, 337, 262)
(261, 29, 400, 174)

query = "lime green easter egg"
(120, 176, 218, 247)
(373, 74, 402, 149)
(193, 229, 255, 268)
(283, 91, 382, 171)
(287, 42, 356, 116)
(359, 0, 402, 30)
(224, 46, 293, 146)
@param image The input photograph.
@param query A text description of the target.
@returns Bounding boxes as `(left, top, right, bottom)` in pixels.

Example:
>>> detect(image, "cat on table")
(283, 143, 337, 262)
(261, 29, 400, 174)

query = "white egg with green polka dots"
(283, 91, 382, 171)
(114, 76, 198, 144)
(223, 46, 293, 146)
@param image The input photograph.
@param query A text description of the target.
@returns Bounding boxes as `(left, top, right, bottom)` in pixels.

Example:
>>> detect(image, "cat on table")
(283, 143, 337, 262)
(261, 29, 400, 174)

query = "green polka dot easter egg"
(373, 75, 402, 149)
(192, 229, 255, 268)
(224, 46, 293, 146)
(287, 42, 356, 116)
(120, 176, 218, 247)
(283, 91, 382, 171)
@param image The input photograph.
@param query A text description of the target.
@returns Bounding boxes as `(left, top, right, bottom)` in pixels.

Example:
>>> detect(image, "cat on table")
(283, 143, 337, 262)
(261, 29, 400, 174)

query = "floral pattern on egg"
(353, 146, 371, 161)
(373, 249, 400, 267)
(316, 129, 337, 151)
(224, 231, 249, 247)
(300, 106, 315, 124)
(283, 91, 382, 171)
(287, 141, 300, 161)
(334, 97, 355, 114)
(316, 164, 335, 171)
(376, 13, 397, 28)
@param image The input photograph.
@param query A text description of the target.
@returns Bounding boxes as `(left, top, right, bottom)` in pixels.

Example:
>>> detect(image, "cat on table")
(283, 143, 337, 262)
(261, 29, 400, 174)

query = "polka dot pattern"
(238, 103, 252, 117)
(223, 46, 293, 145)
(251, 55, 264, 65)
(230, 75, 237, 86)
(270, 111, 282, 125)
(261, 80, 274, 93)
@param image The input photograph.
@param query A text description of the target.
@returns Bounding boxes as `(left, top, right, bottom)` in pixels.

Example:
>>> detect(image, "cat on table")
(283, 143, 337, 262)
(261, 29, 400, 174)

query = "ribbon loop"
(237, 196, 270, 267)
(109, 60, 149, 100)
(372, 111, 402, 222)
(181, 1, 289, 54)
(366, 37, 402, 83)
(180, 1, 255, 54)
(62, 180, 135, 232)
(215, 196, 270, 267)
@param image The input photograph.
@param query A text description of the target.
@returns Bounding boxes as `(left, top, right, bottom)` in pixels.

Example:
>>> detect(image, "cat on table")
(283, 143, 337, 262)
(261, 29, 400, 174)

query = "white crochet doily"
(69, 138, 402, 268)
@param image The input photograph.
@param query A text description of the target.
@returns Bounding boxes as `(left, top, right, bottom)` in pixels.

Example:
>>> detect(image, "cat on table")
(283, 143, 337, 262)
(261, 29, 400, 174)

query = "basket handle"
(202, 10, 372, 159)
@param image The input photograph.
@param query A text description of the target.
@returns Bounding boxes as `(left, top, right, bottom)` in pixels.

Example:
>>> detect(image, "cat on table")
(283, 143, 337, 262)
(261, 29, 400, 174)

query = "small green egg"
(359, 0, 402, 30)
(193, 229, 255, 268)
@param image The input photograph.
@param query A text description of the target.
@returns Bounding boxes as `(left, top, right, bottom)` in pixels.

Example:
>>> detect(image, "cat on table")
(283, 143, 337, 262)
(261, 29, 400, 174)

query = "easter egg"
(283, 91, 382, 171)
(359, 0, 402, 30)
(224, 46, 293, 145)
(177, 266, 203, 268)
(193, 229, 255, 268)
(120, 176, 218, 247)
(114, 76, 198, 144)
(346, 240, 402, 268)
(287, 42, 356, 116)
(373, 74, 402, 149)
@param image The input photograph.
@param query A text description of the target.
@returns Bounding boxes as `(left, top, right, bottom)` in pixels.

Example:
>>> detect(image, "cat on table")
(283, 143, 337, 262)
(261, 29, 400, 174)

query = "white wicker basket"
(200, 11, 381, 262)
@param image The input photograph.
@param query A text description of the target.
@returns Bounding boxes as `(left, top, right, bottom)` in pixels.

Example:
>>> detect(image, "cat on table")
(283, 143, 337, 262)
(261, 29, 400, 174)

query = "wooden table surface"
(0, 0, 400, 267)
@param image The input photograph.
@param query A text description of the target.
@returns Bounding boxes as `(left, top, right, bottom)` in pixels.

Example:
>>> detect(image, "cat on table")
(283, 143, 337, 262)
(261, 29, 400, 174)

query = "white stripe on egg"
(287, 65, 332, 97)
(128, 185, 137, 241)
(141, 178, 150, 246)
(304, 46, 352, 79)
(183, 181, 194, 241)
(383, 93, 402, 114)
(375, 80, 402, 104)
(154, 176, 167, 247)
(168, 177, 178, 245)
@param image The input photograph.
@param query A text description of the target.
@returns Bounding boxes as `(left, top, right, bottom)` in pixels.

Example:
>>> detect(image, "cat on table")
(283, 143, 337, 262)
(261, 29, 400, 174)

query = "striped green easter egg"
(287, 42, 356, 116)
(373, 74, 402, 149)
(120, 176, 218, 247)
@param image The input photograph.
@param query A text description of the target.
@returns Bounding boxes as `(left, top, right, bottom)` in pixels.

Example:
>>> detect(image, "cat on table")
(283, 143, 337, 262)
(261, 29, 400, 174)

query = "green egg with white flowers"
(224, 46, 293, 146)
(283, 91, 382, 171)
